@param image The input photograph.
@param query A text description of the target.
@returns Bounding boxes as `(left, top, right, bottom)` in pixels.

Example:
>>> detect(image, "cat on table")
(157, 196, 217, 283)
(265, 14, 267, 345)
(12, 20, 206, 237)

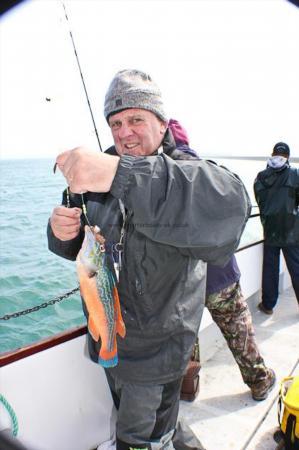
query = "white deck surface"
(179, 287, 299, 450)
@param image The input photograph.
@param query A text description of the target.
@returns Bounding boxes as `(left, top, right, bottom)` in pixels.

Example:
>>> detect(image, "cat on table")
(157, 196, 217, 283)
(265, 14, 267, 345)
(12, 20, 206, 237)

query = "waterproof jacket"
(254, 163, 299, 246)
(48, 130, 251, 384)
(172, 143, 242, 297)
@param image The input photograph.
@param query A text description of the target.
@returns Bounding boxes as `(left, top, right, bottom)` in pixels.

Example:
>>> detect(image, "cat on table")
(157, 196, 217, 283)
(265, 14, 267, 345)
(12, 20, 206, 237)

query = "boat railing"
(236, 205, 264, 252)
(0, 208, 264, 366)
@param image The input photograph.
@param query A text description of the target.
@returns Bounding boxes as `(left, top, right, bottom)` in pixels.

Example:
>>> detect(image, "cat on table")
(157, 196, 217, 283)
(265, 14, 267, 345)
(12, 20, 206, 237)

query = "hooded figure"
(254, 142, 299, 314)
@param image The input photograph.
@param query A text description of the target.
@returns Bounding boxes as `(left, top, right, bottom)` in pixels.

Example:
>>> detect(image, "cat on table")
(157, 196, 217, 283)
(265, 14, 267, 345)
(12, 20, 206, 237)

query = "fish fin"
(79, 275, 108, 343)
(116, 317, 126, 338)
(87, 315, 101, 342)
(113, 287, 126, 338)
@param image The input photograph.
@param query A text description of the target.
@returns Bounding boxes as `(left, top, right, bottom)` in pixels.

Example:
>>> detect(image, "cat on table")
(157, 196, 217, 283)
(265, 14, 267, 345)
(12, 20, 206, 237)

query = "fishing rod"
(61, 1, 103, 152)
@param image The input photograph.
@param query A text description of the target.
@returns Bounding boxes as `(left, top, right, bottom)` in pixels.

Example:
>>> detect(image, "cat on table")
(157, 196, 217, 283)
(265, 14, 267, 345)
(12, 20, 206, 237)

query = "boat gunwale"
(0, 325, 87, 367)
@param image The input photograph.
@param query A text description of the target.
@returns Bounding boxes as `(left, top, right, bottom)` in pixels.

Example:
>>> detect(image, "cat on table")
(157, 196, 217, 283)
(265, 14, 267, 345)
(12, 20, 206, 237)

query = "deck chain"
(0, 287, 80, 320)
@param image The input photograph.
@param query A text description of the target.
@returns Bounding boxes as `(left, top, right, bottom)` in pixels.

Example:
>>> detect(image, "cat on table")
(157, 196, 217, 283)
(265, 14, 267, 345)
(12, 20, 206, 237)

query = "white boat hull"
(0, 336, 115, 450)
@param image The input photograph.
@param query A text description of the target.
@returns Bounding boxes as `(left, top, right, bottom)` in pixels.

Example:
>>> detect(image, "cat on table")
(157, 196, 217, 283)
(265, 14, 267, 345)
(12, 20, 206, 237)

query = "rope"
(0, 394, 18, 437)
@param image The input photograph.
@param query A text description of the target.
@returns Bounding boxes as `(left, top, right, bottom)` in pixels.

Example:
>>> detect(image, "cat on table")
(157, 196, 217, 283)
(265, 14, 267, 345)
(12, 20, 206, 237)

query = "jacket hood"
(257, 163, 290, 188)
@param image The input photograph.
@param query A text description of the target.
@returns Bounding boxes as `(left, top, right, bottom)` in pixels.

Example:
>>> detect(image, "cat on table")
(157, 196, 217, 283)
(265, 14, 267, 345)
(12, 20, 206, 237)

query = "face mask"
(267, 155, 288, 169)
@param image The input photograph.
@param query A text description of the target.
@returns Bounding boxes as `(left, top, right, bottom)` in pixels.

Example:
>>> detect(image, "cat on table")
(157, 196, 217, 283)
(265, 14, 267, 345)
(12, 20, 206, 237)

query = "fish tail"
(98, 337, 118, 367)
(98, 354, 118, 368)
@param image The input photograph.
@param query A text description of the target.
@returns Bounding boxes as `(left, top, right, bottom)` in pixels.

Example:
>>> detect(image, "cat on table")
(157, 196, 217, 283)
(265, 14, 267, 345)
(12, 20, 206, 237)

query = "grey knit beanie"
(104, 69, 167, 122)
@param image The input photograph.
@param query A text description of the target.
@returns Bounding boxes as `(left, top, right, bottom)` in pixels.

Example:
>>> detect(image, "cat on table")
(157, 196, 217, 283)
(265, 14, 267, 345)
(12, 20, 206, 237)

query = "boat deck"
(179, 287, 299, 450)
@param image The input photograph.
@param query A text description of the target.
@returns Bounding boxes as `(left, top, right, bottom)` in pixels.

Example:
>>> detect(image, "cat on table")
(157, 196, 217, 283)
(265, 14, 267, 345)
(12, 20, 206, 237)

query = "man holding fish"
(48, 69, 251, 450)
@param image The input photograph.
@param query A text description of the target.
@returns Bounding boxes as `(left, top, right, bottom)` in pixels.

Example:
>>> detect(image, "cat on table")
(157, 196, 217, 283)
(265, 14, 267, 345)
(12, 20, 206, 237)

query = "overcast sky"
(0, 0, 298, 159)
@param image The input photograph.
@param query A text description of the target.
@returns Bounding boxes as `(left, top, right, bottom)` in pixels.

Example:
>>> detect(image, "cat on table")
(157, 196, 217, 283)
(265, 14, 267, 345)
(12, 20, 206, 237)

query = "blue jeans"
(262, 244, 299, 310)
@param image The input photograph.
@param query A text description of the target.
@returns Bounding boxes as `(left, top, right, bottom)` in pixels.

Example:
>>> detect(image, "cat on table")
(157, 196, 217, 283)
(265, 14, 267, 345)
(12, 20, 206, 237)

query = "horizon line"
(1, 155, 299, 162)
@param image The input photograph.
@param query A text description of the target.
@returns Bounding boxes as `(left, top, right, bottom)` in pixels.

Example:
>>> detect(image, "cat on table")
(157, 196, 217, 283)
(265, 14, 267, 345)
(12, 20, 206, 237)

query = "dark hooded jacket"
(48, 129, 251, 384)
(254, 162, 299, 246)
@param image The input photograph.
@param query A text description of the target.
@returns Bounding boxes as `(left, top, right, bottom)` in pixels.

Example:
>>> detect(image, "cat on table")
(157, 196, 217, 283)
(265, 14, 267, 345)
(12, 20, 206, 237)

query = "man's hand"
(55, 147, 120, 193)
(50, 206, 82, 241)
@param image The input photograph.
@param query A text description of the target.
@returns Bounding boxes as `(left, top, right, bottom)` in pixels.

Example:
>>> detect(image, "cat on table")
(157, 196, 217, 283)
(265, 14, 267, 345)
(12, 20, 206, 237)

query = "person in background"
(169, 119, 276, 401)
(48, 69, 251, 450)
(254, 142, 299, 314)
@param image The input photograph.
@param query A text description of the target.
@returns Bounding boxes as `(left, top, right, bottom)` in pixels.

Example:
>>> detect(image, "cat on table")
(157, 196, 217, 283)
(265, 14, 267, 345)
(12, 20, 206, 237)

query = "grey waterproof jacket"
(48, 131, 251, 384)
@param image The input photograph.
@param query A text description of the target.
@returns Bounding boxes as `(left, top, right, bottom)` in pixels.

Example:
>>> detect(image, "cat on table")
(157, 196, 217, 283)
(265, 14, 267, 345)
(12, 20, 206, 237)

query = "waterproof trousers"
(262, 244, 299, 310)
(105, 370, 180, 450)
(205, 282, 269, 387)
(105, 370, 205, 450)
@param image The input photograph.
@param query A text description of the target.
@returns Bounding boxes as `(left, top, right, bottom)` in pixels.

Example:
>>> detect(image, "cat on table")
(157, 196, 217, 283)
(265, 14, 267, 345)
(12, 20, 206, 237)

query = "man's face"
(108, 108, 167, 156)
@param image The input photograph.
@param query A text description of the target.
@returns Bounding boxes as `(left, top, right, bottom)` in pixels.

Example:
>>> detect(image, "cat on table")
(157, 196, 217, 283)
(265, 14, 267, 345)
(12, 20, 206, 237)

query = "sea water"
(0, 156, 285, 354)
(0, 159, 84, 353)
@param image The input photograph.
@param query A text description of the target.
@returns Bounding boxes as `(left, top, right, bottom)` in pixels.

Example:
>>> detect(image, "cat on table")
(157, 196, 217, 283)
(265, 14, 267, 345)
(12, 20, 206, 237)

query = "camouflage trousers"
(205, 282, 269, 387)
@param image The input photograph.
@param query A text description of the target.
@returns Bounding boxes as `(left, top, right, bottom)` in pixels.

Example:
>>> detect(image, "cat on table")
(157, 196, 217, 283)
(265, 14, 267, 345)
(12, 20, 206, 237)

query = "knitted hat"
(272, 142, 290, 157)
(168, 119, 189, 146)
(104, 69, 167, 122)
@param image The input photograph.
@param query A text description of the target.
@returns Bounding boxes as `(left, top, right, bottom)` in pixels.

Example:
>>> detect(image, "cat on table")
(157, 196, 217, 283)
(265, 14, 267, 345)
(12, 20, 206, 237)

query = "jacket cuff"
(110, 155, 136, 200)
(47, 220, 83, 261)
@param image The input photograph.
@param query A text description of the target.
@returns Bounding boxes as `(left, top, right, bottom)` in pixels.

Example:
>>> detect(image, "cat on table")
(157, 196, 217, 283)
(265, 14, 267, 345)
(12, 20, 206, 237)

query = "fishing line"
(61, 1, 103, 152)
(59, 3, 124, 275)
(65, 186, 92, 229)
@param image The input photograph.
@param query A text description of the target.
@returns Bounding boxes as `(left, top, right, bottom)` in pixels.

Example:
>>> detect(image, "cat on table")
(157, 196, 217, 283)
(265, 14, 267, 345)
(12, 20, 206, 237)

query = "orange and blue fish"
(76, 225, 126, 367)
